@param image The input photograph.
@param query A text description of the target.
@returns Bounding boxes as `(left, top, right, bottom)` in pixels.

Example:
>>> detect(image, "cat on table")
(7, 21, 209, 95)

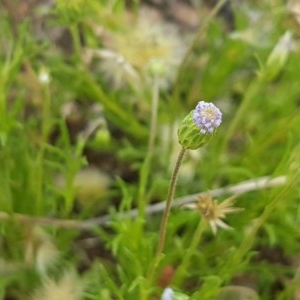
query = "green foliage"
(0, 0, 300, 299)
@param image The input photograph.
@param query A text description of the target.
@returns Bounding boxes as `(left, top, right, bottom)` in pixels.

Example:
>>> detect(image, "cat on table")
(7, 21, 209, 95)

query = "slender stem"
(137, 77, 160, 219)
(0, 61, 12, 143)
(136, 78, 161, 300)
(172, 0, 228, 107)
(221, 76, 265, 153)
(173, 217, 207, 286)
(148, 76, 160, 156)
(70, 24, 82, 63)
(146, 147, 186, 292)
(156, 147, 186, 256)
(35, 83, 51, 214)
(278, 258, 300, 299)
(83, 74, 147, 139)
(220, 172, 299, 282)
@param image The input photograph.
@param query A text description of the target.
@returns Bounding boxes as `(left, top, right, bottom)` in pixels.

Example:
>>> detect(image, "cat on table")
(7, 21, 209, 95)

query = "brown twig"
(0, 175, 286, 230)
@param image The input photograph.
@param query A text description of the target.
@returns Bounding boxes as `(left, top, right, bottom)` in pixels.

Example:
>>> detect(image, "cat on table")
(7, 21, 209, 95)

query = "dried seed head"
(31, 270, 84, 300)
(184, 192, 243, 235)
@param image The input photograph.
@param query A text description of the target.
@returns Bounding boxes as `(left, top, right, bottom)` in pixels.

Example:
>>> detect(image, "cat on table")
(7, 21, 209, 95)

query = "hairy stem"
(156, 147, 186, 255)
(146, 147, 186, 293)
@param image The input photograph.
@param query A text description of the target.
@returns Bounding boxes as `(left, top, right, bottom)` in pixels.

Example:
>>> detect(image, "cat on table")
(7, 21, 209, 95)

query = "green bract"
(178, 111, 215, 150)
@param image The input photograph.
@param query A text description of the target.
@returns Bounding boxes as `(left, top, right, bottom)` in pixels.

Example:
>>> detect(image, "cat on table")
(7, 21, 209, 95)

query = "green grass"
(0, 0, 300, 299)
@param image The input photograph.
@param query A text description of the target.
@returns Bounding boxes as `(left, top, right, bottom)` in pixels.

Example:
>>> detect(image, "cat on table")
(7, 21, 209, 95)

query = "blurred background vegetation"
(0, 0, 300, 299)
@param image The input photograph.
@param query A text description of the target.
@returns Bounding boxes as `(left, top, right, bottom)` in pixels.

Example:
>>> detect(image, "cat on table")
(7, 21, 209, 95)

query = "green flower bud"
(177, 101, 222, 150)
(146, 58, 168, 78)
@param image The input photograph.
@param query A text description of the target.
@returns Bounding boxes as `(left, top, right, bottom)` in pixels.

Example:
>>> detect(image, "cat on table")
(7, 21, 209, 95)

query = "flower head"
(25, 227, 60, 277)
(38, 69, 51, 85)
(177, 100, 222, 150)
(193, 101, 222, 134)
(161, 287, 189, 300)
(93, 17, 185, 89)
(184, 192, 243, 235)
(31, 270, 84, 300)
(88, 49, 141, 89)
(161, 287, 174, 300)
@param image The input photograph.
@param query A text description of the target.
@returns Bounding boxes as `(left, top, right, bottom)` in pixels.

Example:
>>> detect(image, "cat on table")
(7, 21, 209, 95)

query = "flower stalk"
(137, 75, 160, 220)
(156, 147, 186, 257)
(146, 101, 222, 293)
(145, 147, 186, 295)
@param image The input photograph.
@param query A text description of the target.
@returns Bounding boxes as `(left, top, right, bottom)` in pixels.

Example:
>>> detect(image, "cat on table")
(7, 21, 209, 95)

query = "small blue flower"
(161, 287, 174, 300)
(178, 100, 222, 149)
(193, 101, 222, 134)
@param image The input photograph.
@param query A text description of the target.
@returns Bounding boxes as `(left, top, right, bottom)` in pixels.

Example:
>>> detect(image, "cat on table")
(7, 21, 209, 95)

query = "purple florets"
(193, 101, 222, 134)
